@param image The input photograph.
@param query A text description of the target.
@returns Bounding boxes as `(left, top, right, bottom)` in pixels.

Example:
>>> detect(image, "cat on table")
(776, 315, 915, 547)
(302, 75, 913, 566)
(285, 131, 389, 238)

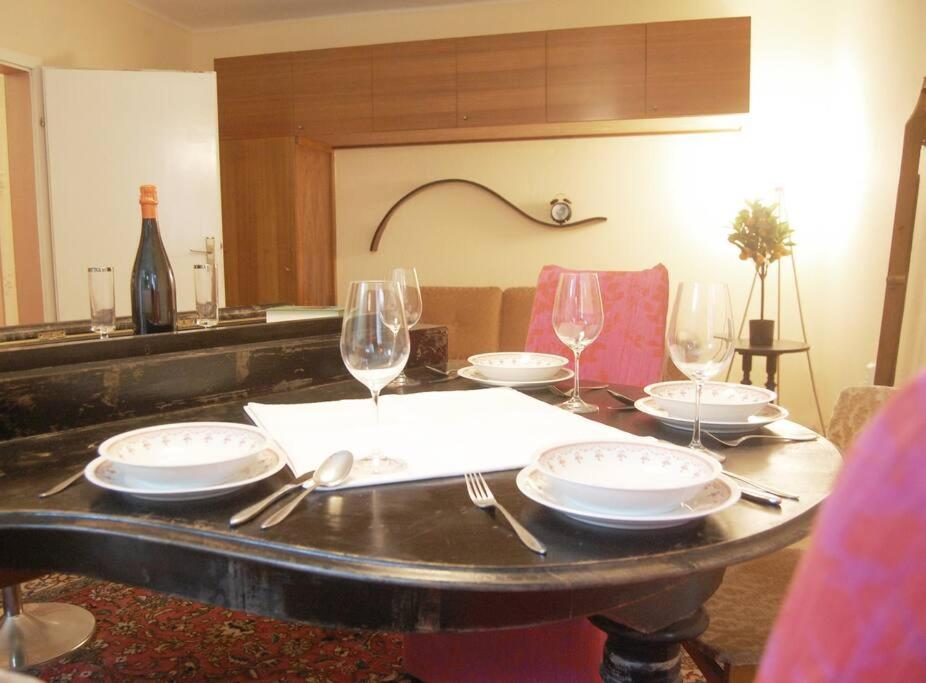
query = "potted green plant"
(727, 200, 795, 346)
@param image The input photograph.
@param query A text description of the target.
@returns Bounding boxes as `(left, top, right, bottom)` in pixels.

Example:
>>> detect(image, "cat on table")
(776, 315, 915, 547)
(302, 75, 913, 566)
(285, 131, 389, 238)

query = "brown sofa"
(420, 286, 683, 380)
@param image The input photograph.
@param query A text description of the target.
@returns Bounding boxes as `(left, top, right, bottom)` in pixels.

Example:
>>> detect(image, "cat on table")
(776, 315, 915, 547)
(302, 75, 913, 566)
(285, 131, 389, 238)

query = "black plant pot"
(749, 319, 775, 346)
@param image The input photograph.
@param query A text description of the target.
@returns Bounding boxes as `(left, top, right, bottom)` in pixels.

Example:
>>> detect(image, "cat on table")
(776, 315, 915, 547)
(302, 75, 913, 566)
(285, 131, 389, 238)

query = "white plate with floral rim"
(84, 448, 286, 501)
(516, 465, 740, 529)
(457, 365, 574, 389)
(644, 381, 776, 422)
(634, 397, 789, 435)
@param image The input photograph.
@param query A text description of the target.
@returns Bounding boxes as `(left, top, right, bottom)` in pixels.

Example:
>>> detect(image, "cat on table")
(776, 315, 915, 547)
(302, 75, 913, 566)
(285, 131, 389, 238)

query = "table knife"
(38, 469, 85, 498)
(738, 486, 782, 507)
(229, 470, 315, 526)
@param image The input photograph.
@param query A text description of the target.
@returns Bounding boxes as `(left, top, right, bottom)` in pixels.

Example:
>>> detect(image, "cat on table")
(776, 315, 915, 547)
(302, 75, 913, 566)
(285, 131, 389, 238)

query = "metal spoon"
(260, 450, 353, 529)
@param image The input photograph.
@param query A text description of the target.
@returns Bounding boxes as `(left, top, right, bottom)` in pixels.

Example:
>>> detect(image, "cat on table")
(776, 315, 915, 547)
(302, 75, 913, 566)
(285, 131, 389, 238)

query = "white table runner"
(245, 388, 645, 489)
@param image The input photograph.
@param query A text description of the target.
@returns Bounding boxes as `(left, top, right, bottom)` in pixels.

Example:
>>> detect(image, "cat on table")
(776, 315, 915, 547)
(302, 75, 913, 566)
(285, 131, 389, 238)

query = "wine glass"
(340, 280, 411, 475)
(88, 267, 116, 339)
(552, 272, 604, 413)
(666, 282, 735, 452)
(387, 267, 422, 388)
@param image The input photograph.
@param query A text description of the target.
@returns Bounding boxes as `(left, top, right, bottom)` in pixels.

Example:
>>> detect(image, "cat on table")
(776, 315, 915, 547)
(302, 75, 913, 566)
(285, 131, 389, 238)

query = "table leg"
(589, 609, 709, 683)
(765, 354, 779, 392)
(741, 353, 753, 386)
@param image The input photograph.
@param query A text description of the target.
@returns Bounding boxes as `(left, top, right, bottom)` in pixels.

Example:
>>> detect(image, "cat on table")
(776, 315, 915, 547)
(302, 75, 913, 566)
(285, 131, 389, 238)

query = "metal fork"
(464, 472, 546, 555)
(704, 431, 818, 448)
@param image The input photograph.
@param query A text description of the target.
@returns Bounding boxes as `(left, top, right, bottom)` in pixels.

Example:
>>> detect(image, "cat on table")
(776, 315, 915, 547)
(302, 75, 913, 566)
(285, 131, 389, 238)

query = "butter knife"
(229, 470, 315, 526)
(738, 486, 783, 507)
(38, 469, 85, 498)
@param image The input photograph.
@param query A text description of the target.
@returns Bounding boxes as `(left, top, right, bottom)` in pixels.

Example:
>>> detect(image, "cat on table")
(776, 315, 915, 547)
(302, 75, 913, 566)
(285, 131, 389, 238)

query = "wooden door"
(646, 17, 750, 117)
(293, 46, 373, 137)
(456, 32, 546, 127)
(215, 53, 294, 139)
(546, 25, 646, 122)
(372, 39, 457, 131)
(294, 139, 336, 305)
(219, 138, 296, 306)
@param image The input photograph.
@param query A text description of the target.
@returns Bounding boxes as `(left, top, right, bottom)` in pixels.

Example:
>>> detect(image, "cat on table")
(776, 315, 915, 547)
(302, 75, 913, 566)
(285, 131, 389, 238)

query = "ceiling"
(129, 0, 519, 30)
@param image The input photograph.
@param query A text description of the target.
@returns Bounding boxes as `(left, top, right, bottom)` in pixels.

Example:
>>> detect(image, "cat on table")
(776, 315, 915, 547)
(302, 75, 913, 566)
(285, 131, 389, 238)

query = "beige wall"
(195, 0, 926, 430)
(0, 0, 191, 70)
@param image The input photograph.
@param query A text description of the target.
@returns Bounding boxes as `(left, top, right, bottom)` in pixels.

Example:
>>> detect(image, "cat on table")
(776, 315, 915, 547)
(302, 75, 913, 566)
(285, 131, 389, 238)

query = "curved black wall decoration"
(369, 178, 607, 252)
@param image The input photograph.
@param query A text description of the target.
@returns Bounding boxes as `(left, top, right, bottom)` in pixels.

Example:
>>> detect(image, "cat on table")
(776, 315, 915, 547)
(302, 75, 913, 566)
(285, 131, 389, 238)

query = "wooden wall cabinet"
(219, 137, 335, 307)
(646, 17, 750, 117)
(293, 46, 373, 136)
(372, 39, 457, 131)
(546, 25, 646, 123)
(456, 32, 546, 127)
(215, 53, 294, 139)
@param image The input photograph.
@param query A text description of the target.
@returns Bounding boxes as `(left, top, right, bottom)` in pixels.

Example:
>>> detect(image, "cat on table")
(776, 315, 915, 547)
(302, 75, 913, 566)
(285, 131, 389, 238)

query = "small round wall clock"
(550, 196, 572, 224)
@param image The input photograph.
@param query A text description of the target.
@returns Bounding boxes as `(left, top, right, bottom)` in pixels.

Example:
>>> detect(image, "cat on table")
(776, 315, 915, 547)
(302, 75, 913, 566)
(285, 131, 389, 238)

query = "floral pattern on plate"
(104, 423, 266, 466)
(86, 449, 286, 501)
(517, 466, 740, 529)
(635, 396, 789, 435)
(537, 441, 715, 488)
(469, 353, 567, 368)
(646, 381, 775, 405)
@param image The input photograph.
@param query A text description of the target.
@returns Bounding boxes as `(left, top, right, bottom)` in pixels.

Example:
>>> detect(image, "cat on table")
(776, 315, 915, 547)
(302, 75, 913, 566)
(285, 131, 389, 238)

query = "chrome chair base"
(1, 585, 96, 671)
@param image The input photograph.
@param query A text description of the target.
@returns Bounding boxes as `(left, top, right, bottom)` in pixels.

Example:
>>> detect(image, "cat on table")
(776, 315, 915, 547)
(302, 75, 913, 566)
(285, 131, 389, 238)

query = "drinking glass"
(87, 267, 115, 339)
(340, 280, 410, 475)
(388, 267, 422, 388)
(552, 272, 604, 413)
(193, 264, 218, 328)
(666, 282, 735, 451)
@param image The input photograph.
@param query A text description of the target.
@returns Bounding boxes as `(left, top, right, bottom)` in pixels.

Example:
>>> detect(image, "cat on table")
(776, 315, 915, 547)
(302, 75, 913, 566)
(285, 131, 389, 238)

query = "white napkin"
(245, 387, 646, 489)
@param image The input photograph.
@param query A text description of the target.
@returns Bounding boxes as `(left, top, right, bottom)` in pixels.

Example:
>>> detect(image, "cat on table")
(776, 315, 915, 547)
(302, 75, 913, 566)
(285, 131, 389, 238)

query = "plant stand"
(726, 241, 827, 435)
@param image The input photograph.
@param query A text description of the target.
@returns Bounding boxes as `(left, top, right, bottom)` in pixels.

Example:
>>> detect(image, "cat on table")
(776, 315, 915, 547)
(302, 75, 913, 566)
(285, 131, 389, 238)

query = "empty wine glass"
(387, 267, 422, 388)
(667, 282, 735, 451)
(340, 280, 410, 475)
(88, 267, 115, 339)
(552, 272, 604, 413)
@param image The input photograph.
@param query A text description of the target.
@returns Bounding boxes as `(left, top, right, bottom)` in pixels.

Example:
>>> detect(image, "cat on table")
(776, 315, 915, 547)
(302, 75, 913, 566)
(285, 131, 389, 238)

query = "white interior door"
(43, 68, 224, 321)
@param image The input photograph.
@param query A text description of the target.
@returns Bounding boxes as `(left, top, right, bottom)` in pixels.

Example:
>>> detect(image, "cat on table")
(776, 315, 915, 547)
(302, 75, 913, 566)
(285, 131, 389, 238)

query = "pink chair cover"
(756, 371, 926, 682)
(524, 264, 670, 386)
(403, 265, 670, 683)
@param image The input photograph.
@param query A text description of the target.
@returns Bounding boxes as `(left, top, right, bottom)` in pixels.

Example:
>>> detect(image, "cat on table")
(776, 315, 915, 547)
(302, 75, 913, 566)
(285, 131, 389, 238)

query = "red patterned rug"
(16, 575, 706, 682)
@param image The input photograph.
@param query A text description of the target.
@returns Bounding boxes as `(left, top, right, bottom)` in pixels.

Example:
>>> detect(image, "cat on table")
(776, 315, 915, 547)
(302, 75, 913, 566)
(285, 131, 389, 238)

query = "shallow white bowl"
(534, 441, 721, 515)
(467, 352, 568, 382)
(98, 422, 268, 488)
(644, 381, 776, 422)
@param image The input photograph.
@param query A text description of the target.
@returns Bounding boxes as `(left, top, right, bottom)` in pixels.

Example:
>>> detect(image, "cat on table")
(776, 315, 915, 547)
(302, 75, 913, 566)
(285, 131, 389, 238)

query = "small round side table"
(734, 339, 810, 393)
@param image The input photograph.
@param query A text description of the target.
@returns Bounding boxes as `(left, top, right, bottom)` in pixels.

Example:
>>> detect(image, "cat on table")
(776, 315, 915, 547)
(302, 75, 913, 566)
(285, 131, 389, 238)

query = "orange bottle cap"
(139, 185, 158, 205)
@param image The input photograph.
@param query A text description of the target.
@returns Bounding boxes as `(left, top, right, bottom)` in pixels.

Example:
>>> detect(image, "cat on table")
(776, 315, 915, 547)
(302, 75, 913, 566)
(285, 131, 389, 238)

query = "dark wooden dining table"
(0, 373, 842, 683)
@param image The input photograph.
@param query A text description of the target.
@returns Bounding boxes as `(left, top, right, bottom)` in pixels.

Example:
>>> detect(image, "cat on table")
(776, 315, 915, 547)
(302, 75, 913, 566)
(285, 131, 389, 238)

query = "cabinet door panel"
(215, 53, 293, 139)
(294, 140, 336, 305)
(372, 40, 456, 131)
(646, 17, 750, 117)
(546, 25, 645, 122)
(219, 138, 296, 306)
(293, 46, 373, 136)
(457, 32, 546, 127)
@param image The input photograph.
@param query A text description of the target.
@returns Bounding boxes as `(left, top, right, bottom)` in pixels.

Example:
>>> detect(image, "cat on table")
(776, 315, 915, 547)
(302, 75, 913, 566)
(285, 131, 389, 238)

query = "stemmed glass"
(88, 267, 116, 339)
(666, 282, 735, 452)
(552, 272, 604, 413)
(340, 280, 411, 475)
(387, 267, 422, 388)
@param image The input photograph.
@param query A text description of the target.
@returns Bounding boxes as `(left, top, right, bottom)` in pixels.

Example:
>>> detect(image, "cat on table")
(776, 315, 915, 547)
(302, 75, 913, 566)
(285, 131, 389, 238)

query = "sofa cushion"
(525, 264, 670, 387)
(420, 286, 502, 361)
(499, 287, 536, 352)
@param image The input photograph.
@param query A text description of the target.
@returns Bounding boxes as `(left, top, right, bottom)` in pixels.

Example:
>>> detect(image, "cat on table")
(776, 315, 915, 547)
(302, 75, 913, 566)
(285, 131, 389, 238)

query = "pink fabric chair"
(402, 265, 670, 683)
(524, 264, 670, 386)
(756, 371, 926, 682)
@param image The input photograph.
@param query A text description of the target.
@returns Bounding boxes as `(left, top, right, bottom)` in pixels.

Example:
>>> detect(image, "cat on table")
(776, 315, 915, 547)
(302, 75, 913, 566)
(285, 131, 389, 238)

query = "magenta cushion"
(524, 264, 670, 387)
